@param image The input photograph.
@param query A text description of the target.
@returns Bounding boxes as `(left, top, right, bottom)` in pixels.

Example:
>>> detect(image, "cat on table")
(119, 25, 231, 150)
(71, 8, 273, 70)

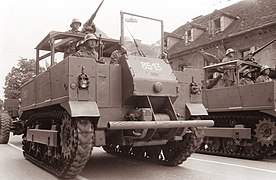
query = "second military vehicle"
(198, 59, 276, 159)
(7, 8, 213, 178)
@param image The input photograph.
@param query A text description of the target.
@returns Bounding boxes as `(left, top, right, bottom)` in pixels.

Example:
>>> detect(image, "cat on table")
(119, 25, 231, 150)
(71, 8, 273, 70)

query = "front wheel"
(0, 111, 11, 144)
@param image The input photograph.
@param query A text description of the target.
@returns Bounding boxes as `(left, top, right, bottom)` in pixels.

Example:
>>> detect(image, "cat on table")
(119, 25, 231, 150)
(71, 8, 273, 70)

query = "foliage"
(4, 57, 36, 99)
(0, 99, 3, 109)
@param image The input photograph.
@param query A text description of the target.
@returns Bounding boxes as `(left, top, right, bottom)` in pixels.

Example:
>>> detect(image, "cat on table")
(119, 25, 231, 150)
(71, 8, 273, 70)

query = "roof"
(36, 31, 119, 53)
(164, 32, 183, 39)
(169, 0, 276, 56)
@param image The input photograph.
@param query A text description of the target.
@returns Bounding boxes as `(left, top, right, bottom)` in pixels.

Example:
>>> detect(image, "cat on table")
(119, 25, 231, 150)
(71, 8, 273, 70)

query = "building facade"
(167, 0, 276, 70)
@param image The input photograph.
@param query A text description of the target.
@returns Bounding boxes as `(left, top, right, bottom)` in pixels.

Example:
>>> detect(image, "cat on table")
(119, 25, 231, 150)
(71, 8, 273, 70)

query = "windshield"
(120, 12, 163, 58)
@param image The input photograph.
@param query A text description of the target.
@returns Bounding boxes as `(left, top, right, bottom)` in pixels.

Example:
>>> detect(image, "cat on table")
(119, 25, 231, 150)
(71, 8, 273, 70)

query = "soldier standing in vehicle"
(76, 40, 85, 52)
(222, 48, 235, 62)
(74, 34, 99, 61)
(256, 65, 273, 83)
(222, 48, 236, 86)
(240, 69, 254, 85)
(67, 18, 82, 33)
(64, 19, 82, 58)
(110, 45, 127, 64)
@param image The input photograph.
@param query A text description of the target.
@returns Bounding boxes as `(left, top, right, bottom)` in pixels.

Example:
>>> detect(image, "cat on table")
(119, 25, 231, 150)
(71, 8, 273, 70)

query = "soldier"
(76, 40, 85, 51)
(74, 34, 98, 61)
(222, 48, 235, 62)
(67, 18, 82, 33)
(222, 48, 236, 86)
(239, 69, 254, 85)
(110, 45, 127, 64)
(256, 65, 273, 83)
(64, 19, 82, 58)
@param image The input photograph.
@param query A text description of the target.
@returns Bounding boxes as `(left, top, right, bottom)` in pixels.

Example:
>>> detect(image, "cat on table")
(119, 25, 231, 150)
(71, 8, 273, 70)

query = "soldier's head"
(84, 34, 98, 49)
(260, 65, 270, 75)
(70, 18, 82, 31)
(243, 69, 252, 78)
(225, 48, 235, 57)
(76, 40, 85, 51)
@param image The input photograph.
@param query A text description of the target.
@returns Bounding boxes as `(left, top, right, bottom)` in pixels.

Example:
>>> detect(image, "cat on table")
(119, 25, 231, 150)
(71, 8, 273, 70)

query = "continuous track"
(103, 127, 204, 166)
(22, 109, 93, 179)
(197, 111, 276, 160)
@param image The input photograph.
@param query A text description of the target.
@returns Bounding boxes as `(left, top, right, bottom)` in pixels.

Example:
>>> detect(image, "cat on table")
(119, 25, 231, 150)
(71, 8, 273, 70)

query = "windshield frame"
(120, 11, 164, 58)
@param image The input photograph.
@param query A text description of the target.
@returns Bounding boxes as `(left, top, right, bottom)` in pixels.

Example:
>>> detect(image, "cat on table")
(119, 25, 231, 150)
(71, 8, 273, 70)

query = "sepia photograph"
(0, 0, 276, 179)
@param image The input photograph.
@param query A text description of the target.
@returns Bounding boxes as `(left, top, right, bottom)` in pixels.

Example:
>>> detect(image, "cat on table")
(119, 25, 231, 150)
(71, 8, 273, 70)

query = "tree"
(4, 57, 36, 99)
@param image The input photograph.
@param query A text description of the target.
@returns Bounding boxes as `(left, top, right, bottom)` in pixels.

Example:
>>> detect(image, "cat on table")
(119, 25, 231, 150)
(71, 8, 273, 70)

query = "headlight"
(78, 67, 90, 89)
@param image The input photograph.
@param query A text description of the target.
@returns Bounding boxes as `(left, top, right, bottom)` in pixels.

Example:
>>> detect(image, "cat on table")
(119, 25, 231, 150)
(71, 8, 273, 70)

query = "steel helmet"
(260, 65, 270, 73)
(225, 48, 235, 55)
(70, 18, 81, 28)
(84, 33, 98, 42)
(76, 40, 85, 47)
(243, 69, 251, 77)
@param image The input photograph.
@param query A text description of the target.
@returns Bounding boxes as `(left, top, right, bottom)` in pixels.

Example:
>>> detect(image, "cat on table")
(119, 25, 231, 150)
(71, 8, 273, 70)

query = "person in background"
(64, 18, 82, 58)
(110, 45, 127, 64)
(222, 48, 235, 62)
(76, 40, 85, 52)
(256, 65, 273, 83)
(221, 48, 236, 86)
(239, 69, 254, 85)
(67, 18, 82, 33)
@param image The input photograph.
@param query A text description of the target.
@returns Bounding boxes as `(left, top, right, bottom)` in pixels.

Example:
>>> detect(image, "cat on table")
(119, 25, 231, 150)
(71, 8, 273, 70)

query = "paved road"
(1, 134, 276, 180)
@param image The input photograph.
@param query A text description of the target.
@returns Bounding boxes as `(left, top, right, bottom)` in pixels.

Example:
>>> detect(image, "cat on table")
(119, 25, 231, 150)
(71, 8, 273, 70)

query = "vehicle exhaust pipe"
(107, 120, 214, 130)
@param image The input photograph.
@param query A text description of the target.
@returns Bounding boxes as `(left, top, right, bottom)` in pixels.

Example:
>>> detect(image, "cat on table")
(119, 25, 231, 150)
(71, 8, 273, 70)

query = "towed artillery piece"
(2, 9, 213, 178)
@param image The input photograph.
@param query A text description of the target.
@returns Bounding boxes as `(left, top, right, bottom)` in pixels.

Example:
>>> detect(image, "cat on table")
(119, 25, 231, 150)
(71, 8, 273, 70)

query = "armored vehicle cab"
(17, 11, 213, 178)
(199, 59, 276, 159)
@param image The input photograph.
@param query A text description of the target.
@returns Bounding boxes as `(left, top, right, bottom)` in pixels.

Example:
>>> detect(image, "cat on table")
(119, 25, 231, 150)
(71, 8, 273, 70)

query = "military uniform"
(239, 77, 254, 85)
(74, 49, 98, 60)
(110, 50, 121, 64)
(64, 19, 82, 58)
(256, 75, 273, 83)
(66, 29, 80, 34)
(64, 41, 78, 59)
(110, 48, 127, 64)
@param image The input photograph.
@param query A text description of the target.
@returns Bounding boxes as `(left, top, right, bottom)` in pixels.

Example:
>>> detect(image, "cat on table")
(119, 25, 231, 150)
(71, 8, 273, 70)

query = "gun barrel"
(81, 0, 104, 32)
(252, 37, 276, 56)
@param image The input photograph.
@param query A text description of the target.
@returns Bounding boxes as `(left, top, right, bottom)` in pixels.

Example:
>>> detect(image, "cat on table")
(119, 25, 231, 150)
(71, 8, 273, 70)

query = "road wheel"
(254, 118, 275, 147)
(0, 111, 11, 144)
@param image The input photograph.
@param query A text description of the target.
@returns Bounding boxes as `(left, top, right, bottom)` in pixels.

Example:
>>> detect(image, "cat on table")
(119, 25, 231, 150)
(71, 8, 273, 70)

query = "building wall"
(221, 16, 234, 31)
(193, 28, 205, 41)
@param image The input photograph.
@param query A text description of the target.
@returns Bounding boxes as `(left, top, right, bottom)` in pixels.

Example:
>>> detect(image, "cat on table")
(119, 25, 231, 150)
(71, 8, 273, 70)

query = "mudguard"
(186, 103, 208, 116)
(61, 101, 100, 117)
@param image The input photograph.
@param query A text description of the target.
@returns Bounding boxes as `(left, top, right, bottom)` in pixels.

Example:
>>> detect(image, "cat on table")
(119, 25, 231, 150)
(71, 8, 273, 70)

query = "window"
(164, 38, 170, 47)
(214, 18, 221, 33)
(185, 29, 193, 44)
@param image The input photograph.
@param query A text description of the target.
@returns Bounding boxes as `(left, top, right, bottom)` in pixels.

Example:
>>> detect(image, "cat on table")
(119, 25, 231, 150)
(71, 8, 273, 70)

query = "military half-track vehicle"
(198, 59, 276, 159)
(8, 10, 213, 178)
